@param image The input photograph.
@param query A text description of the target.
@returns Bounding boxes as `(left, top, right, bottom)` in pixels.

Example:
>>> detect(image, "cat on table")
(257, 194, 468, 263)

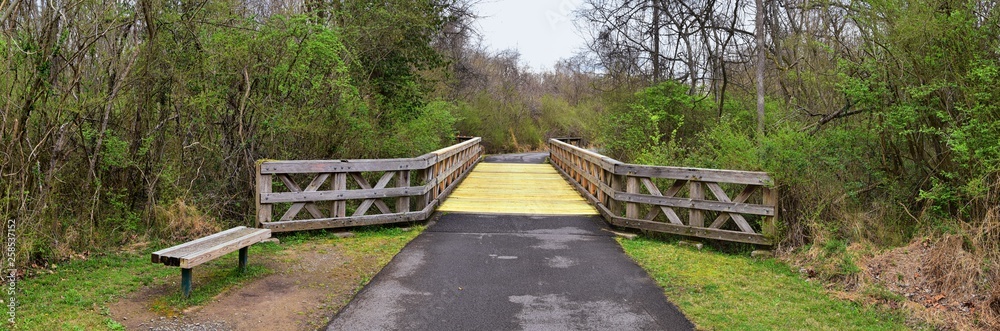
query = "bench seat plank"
(179, 229, 271, 268)
(151, 227, 271, 267)
(160, 230, 259, 266)
(152, 226, 249, 264)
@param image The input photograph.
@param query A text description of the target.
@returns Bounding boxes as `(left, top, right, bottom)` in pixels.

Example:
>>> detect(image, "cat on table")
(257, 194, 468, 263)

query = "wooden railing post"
(256, 162, 272, 226)
(433, 159, 442, 200)
(415, 167, 431, 210)
(583, 161, 597, 196)
(397, 170, 410, 213)
(575, 155, 583, 184)
(688, 181, 704, 227)
(762, 185, 778, 239)
(597, 166, 606, 204)
(331, 173, 347, 218)
(626, 176, 639, 219)
(610, 173, 623, 216)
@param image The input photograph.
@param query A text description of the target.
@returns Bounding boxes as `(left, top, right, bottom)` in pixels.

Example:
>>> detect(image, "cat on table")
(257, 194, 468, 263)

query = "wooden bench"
(151, 226, 272, 297)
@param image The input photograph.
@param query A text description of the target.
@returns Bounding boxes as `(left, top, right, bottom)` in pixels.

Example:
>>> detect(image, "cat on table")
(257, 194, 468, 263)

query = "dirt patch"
(110, 242, 379, 331)
(788, 233, 1000, 330)
(862, 237, 998, 330)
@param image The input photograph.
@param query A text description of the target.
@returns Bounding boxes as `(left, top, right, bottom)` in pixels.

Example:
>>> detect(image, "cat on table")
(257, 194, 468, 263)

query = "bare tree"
(755, 0, 766, 133)
(577, 0, 756, 101)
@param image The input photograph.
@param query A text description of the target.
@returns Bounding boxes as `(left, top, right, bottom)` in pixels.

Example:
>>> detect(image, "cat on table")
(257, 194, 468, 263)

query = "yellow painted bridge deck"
(438, 163, 598, 215)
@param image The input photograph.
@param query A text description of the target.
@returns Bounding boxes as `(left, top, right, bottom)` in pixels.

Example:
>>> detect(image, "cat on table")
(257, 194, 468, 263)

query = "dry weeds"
(154, 199, 222, 242)
(856, 231, 998, 330)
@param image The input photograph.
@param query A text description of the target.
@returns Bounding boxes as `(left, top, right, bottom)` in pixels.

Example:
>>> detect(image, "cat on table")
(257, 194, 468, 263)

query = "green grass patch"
(8, 225, 422, 331)
(618, 237, 920, 330)
(8, 252, 175, 331)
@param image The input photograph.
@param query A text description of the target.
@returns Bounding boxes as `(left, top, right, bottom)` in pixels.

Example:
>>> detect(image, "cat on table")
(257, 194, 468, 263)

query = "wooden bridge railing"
(256, 137, 483, 232)
(549, 138, 778, 245)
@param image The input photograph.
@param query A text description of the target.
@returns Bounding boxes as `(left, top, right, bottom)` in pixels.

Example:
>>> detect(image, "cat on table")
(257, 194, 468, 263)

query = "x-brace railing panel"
(255, 138, 483, 232)
(549, 138, 778, 245)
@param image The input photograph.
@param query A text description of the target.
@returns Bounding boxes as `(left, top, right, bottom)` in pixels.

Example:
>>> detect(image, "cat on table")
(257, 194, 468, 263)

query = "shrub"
(153, 199, 222, 242)
(600, 80, 713, 161)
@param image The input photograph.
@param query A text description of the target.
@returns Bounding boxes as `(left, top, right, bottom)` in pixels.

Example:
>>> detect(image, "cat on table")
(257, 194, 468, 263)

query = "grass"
(618, 237, 923, 331)
(7, 252, 176, 331)
(7, 225, 422, 331)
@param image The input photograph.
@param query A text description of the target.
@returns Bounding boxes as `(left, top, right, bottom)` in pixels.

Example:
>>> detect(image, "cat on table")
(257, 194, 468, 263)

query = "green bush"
(383, 100, 458, 156)
(600, 80, 713, 161)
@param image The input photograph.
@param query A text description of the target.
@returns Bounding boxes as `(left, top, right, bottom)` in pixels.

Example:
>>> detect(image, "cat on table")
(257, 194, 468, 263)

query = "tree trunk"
(755, 0, 766, 134)
(651, 0, 660, 83)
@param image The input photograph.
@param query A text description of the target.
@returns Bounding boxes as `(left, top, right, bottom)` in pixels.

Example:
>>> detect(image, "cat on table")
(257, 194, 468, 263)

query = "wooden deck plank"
(447, 193, 588, 199)
(438, 163, 598, 215)
(470, 164, 558, 173)
(465, 173, 566, 179)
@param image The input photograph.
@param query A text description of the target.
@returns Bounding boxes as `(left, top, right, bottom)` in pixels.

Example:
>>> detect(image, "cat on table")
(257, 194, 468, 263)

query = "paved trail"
(326, 154, 694, 331)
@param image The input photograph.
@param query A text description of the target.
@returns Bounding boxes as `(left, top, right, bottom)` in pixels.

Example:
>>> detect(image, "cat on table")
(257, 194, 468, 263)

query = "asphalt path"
(326, 154, 694, 331)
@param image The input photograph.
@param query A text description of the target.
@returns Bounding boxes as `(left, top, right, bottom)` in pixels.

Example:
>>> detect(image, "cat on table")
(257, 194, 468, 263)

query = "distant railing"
(256, 138, 483, 232)
(548, 138, 778, 245)
(551, 137, 584, 147)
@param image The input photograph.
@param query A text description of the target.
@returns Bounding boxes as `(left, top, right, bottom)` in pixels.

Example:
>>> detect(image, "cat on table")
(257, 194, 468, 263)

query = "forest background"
(2, 0, 998, 327)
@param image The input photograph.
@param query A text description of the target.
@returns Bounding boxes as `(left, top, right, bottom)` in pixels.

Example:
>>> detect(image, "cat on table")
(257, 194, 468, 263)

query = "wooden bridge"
(255, 137, 778, 245)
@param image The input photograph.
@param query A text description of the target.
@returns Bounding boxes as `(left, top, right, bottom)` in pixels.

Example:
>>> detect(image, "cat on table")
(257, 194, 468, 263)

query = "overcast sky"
(473, 0, 588, 72)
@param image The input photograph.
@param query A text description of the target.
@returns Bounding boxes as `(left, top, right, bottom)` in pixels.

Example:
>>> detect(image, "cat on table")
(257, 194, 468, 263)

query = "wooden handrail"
(427, 137, 481, 160)
(255, 138, 484, 232)
(548, 138, 778, 245)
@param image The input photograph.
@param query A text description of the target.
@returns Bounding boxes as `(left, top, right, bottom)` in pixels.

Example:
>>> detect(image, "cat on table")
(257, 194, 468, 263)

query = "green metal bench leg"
(238, 247, 248, 273)
(181, 268, 192, 298)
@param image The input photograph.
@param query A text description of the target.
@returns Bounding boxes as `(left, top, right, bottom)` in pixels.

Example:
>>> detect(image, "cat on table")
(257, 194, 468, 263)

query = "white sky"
(473, 0, 588, 72)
